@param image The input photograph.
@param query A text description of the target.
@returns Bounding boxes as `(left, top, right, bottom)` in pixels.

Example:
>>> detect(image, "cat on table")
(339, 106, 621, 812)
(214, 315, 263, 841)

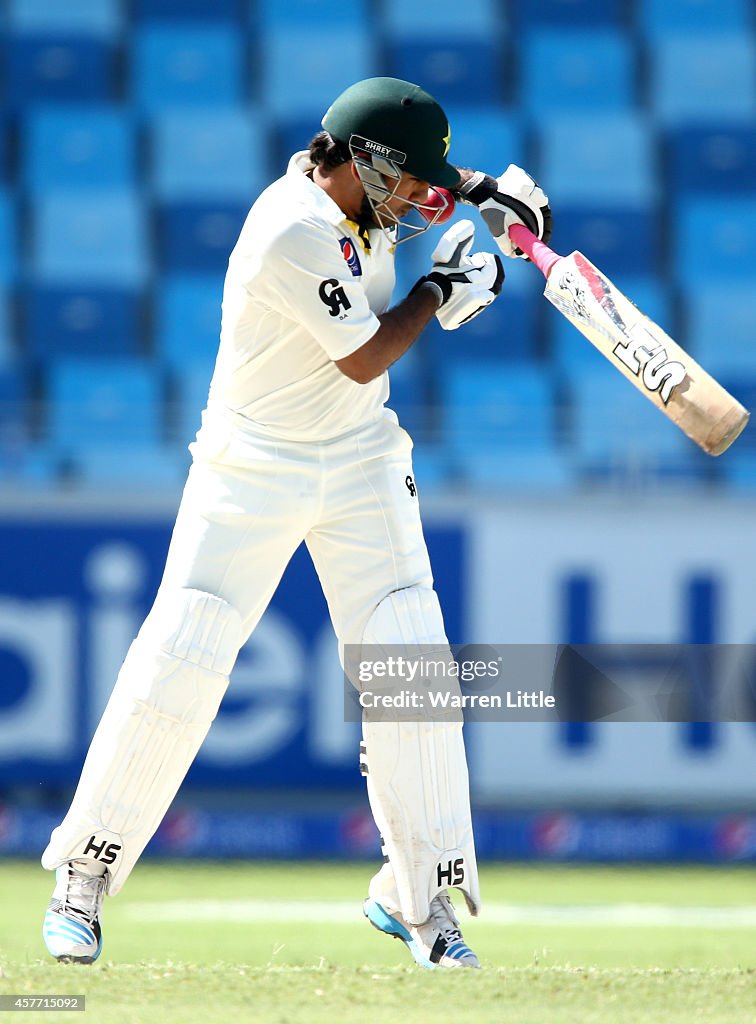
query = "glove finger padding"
(436, 252, 504, 330)
(412, 219, 505, 331)
(472, 164, 551, 260)
(430, 218, 475, 267)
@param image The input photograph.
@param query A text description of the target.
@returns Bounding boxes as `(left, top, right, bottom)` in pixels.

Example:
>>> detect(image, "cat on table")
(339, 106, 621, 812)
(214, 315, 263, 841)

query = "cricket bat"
(509, 223, 749, 456)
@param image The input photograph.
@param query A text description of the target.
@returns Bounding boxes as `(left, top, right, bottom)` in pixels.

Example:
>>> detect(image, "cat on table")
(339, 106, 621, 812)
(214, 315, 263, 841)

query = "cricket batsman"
(41, 78, 551, 970)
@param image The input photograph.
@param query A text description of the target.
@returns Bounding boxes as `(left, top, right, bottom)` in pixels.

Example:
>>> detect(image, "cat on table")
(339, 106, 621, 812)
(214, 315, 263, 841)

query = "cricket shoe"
(364, 891, 480, 969)
(43, 862, 106, 963)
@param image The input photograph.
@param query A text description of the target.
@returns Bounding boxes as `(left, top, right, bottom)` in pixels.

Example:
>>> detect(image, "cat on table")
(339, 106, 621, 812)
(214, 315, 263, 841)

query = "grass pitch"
(1, 860, 754, 1023)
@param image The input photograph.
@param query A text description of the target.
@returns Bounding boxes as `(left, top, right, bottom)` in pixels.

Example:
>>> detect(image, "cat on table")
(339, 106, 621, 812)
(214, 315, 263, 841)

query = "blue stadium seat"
(406, 442, 452, 491)
(135, 0, 241, 19)
(437, 106, 525, 175)
(381, 0, 501, 31)
(386, 36, 504, 107)
(0, 444, 62, 487)
(71, 444, 189, 487)
(421, 290, 540, 365)
(33, 192, 148, 286)
(537, 113, 656, 204)
(0, 365, 29, 440)
(386, 352, 431, 441)
(3, 34, 116, 107)
(684, 286, 756, 377)
(46, 357, 163, 447)
(256, 0, 369, 27)
(173, 362, 213, 445)
(460, 448, 576, 491)
(132, 25, 244, 111)
(150, 108, 266, 200)
(675, 198, 756, 284)
(8, 0, 122, 35)
(23, 106, 136, 193)
(0, 114, 10, 183)
(0, 192, 17, 285)
(157, 201, 248, 272)
(553, 205, 660, 277)
(21, 287, 143, 359)
(156, 275, 221, 370)
(639, 0, 750, 34)
(513, 0, 624, 26)
(261, 29, 377, 119)
(665, 124, 756, 196)
(550, 276, 673, 371)
(275, 117, 329, 168)
(567, 370, 690, 465)
(720, 450, 756, 490)
(0, 366, 37, 482)
(442, 360, 557, 460)
(650, 34, 756, 124)
(0, 292, 14, 363)
(521, 30, 635, 115)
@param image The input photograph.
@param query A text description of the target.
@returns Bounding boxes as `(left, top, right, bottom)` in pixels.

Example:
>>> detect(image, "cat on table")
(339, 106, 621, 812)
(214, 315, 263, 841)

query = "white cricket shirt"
(196, 152, 396, 448)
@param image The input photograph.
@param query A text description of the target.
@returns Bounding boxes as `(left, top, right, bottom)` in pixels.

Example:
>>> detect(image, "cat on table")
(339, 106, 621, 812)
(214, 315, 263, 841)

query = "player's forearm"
(334, 287, 439, 384)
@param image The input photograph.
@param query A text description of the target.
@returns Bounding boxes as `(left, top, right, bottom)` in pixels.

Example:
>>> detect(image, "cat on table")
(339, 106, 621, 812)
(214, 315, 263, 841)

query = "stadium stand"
(665, 124, 756, 196)
(7, 0, 123, 35)
(638, 0, 751, 35)
(46, 356, 163, 448)
(381, 0, 502, 32)
(21, 287, 143, 360)
(520, 30, 636, 114)
(649, 34, 756, 124)
(149, 108, 265, 200)
(3, 32, 116, 107)
(386, 36, 505, 107)
(537, 113, 656, 205)
(32, 192, 149, 286)
(131, 25, 245, 111)
(22, 106, 136, 193)
(0, 0, 754, 492)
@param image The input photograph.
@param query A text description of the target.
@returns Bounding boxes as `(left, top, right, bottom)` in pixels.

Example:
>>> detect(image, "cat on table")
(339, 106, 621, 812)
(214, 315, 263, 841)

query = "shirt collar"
(288, 151, 348, 227)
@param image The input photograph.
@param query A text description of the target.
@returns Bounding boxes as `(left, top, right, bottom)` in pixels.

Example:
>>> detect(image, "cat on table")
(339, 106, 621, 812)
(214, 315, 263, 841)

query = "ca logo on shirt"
(319, 278, 352, 318)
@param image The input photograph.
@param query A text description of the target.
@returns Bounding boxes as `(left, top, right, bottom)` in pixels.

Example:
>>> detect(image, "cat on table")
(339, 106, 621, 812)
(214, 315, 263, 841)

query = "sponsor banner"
(2, 804, 754, 862)
(468, 498, 756, 805)
(0, 516, 463, 788)
(2, 497, 756, 806)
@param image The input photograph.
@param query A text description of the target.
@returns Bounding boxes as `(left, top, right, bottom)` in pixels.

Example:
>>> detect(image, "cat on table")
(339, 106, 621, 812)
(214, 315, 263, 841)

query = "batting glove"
(412, 219, 504, 331)
(457, 164, 553, 259)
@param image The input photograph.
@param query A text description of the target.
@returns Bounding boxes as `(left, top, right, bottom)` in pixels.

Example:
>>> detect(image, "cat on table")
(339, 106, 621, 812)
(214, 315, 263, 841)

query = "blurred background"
(0, 0, 755, 867)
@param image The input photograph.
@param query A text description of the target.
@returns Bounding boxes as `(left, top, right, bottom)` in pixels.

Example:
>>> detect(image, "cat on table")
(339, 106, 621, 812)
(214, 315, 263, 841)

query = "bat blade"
(544, 251, 748, 455)
(507, 223, 749, 456)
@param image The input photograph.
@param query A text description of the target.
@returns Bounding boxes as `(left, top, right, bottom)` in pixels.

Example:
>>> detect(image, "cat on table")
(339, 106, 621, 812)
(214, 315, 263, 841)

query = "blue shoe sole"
(363, 898, 436, 970)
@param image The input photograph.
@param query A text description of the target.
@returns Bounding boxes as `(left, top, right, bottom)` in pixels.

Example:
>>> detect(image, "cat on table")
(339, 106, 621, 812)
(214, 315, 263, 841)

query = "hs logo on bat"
(612, 325, 686, 405)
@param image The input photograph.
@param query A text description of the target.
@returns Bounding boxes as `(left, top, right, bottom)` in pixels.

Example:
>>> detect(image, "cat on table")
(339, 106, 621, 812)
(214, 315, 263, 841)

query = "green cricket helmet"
(322, 77, 458, 243)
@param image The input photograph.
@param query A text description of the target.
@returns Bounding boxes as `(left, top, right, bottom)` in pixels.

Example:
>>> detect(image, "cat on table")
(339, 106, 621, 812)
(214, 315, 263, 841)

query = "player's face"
(359, 170, 430, 229)
(384, 172, 430, 216)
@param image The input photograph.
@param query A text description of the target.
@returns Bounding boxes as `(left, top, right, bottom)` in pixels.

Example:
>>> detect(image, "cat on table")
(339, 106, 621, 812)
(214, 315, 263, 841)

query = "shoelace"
(428, 893, 464, 946)
(62, 868, 106, 926)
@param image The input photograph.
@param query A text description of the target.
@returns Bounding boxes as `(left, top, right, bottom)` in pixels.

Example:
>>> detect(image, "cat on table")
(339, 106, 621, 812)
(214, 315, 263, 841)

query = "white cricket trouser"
(43, 410, 479, 917)
(165, 412, 433, 646)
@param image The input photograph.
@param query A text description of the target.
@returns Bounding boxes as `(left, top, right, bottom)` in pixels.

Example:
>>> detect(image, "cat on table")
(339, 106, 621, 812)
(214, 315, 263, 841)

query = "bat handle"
(509, 223, 562, 280)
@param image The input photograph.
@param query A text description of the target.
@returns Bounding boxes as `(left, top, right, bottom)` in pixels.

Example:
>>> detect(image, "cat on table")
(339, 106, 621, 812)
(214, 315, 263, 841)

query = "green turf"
(1, 860, 754, 1023)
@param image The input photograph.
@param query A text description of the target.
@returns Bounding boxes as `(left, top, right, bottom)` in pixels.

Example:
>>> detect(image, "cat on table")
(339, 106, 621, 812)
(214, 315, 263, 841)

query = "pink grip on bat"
(508, 223, 562, 280)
